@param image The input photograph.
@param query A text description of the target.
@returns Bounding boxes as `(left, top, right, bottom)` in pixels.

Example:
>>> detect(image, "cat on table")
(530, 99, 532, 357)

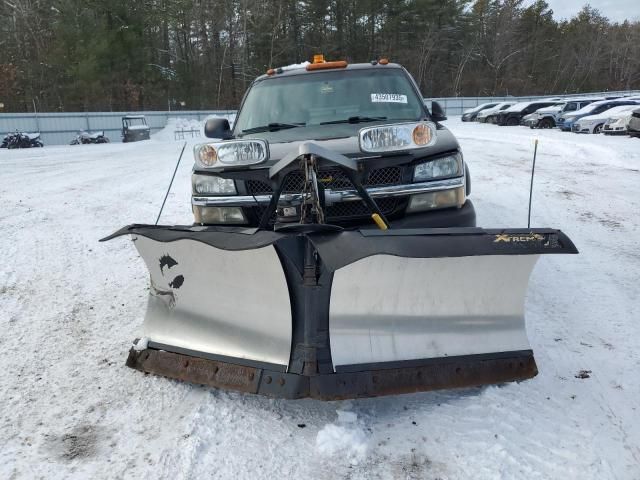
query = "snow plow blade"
(102, 225, 577, 400)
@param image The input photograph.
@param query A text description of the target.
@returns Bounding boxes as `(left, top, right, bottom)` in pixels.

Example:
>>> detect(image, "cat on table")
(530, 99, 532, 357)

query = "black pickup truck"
(191, 59, 474, 228)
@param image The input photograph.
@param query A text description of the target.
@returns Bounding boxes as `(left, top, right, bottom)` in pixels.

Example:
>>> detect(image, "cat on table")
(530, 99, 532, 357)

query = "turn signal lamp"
(359, 122, 437, 153)
(194, 140, 268, 169)
(198, 145, 218, 166)
(412, 124, 432, 145)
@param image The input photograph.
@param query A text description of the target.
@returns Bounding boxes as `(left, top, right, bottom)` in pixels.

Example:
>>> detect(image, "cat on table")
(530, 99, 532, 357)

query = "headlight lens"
(413, 154, 462, 181)
(193, 206, 246, 224)
(194, 140, 268, 169)
(192, 174, 236, 195)
(407, 187, 465, 212)
(359, 122, 437, 153)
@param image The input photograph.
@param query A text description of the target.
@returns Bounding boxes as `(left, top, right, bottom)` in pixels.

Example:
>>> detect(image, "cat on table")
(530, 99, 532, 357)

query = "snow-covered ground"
(1, 121, 639, 479)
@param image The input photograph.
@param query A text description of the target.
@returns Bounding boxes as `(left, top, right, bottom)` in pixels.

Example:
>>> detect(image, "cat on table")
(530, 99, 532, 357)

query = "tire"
(540, 118, 555, 129)
(507, 117, 519, 126)
(593, 124, 603, 134)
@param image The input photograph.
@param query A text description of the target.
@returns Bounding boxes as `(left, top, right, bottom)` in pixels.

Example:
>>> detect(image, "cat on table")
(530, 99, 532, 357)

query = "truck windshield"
(125, 118, 147, 127)
(234, 69, 425, 134)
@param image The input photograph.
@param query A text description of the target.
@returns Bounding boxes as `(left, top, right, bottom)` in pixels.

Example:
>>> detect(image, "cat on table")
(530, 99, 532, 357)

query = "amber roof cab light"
(379, 58, 389, 65)
(306, 56, 348, 71)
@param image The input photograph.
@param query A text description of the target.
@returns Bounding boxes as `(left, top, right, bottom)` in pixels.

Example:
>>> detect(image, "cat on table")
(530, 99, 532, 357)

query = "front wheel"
(507, 117, 519, 126)
(540, 118, 555, 129)
(593, 124, 603, 134)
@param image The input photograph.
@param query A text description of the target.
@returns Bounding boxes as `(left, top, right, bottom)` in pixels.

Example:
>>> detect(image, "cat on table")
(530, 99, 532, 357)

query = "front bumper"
(194, 177, 469, 227)
(572, 123, 592, 133)
(193, 177, 465, 208)
(603, 125, 627, 135)
(378, 200, 476, 228)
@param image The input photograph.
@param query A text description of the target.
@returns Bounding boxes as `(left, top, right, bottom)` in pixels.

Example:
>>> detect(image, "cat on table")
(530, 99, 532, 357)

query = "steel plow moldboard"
(102, 225, 577, 399)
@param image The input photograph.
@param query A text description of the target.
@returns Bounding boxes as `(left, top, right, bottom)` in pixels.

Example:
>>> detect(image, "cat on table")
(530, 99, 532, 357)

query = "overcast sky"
(526, 0, 640, 22)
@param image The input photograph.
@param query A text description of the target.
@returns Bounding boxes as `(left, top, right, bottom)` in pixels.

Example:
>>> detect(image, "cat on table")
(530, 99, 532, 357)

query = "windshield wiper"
(320, 116, 387, 125)
(241, 122, 305, 134)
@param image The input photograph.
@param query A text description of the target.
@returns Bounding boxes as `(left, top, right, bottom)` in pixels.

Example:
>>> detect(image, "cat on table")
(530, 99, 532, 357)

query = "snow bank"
(316, 410, 368, 465)
(152, 117, 203, 142)
(203, 113, 236, 129)
(3, 123, 640, 479)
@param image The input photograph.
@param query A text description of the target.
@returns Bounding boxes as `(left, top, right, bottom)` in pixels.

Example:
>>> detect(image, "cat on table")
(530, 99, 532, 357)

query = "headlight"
(192, 174, 236, 195)
(359, 122, 437, 153)
(407, 187, 465, 212)
(193, 206, 246, 224)
(194, 139, 268, 169)
(413, 153, 462, 181)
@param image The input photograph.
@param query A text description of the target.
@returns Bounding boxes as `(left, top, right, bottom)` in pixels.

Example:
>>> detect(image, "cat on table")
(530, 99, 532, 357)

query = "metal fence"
(426, 90, 640, 116)
(2, 89, 640, 145)
(0, 110, 236, 146)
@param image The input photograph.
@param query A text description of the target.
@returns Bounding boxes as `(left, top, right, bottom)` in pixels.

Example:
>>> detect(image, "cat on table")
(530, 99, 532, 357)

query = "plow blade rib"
(103, 225, 577, 399)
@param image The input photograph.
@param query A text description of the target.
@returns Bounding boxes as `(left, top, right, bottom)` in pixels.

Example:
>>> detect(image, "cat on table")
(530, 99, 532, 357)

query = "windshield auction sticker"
(371, 93, 408, 103)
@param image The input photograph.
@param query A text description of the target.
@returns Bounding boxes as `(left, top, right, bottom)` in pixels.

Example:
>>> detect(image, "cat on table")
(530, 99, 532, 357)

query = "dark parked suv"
(496, 101, 559, 126)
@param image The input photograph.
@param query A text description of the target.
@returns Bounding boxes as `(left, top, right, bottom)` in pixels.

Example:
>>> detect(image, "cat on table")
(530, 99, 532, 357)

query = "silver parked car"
(572, 104, 639, 134)
(628, 108, 640, 138)
(476, 102, 514, 123)
(461, 102, 500, 122)
(603, 109, 636, 135)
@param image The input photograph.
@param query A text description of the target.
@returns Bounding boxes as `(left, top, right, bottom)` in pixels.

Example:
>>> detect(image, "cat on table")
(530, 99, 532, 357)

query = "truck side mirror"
(431, 101, 447, 122)
(204, 118, 232, 139)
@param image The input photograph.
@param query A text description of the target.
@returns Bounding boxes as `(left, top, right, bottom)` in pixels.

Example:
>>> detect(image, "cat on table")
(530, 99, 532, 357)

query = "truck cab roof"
(255, 61, 404, 82)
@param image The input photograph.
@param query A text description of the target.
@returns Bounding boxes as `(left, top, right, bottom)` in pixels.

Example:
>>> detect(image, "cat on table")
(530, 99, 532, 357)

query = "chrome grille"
(246, 166, 402, 196)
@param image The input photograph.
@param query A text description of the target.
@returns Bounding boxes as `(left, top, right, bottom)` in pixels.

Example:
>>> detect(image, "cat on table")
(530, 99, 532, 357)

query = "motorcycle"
(70, 130, 110, 145)
(1, 131, 44, 148)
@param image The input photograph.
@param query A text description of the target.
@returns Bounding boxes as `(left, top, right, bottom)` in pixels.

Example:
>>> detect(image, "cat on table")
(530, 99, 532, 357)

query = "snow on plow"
(103, 225, 577, 399)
